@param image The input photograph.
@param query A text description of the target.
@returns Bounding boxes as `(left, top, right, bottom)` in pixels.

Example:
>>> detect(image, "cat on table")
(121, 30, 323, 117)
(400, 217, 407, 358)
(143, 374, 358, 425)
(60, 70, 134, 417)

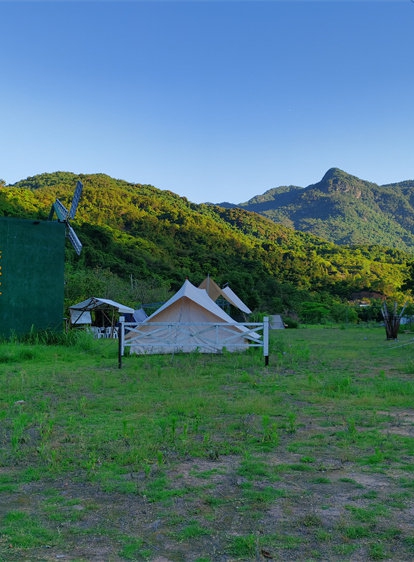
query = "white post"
(263, 316, 269, 366)
(118, 316, 125, 368)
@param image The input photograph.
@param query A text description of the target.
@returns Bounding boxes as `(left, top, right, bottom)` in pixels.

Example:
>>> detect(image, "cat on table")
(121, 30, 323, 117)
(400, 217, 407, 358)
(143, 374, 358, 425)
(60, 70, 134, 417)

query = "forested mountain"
(222, 168, 414, 252)
(0, 171, 411, 319)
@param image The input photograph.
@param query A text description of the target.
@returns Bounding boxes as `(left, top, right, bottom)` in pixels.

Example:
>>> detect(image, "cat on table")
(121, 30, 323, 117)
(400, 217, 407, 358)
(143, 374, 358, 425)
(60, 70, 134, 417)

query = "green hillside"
(0, 171, 411, 319)
(234, 168, 414, 252)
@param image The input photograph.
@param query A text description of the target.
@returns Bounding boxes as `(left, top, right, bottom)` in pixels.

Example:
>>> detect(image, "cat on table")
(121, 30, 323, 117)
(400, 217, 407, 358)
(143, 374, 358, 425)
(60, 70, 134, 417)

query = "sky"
(1, 0, 413, 204)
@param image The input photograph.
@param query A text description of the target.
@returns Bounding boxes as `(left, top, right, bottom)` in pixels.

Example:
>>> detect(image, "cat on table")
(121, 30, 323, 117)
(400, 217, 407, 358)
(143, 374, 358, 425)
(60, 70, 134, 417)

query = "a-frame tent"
(198, 276, 223, 302)
(126, 279, 254, 354)
(198, 276, 252, 315)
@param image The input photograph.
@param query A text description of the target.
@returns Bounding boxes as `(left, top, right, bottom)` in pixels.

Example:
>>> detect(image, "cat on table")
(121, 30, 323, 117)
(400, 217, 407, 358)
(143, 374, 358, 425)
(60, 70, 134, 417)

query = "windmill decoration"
(48, 180, 83, 255)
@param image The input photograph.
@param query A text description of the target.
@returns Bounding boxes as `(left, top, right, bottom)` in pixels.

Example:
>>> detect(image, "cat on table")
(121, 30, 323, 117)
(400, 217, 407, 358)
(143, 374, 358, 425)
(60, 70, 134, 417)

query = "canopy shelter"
(69, 297, 134, 337)
(198, 276, 252, 316)
(125, 279, 257, 354)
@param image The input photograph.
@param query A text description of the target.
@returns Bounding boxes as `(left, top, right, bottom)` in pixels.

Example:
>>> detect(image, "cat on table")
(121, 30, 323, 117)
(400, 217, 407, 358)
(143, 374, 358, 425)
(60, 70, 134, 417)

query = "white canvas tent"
(69, 297, 134, 333)
(270, 314, 285, 330)
(126, 279, 256, 354)
(198, 276, 252, 315)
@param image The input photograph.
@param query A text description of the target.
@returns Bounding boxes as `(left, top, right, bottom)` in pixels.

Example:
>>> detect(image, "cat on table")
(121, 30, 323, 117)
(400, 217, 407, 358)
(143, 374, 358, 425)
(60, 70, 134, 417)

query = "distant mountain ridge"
(218, 168, 414, 252)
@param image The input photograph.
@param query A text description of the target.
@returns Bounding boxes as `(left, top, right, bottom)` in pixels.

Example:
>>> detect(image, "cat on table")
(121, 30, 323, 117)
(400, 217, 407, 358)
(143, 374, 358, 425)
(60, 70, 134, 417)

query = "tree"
(401, 261, 414, 294)
(300, 302, 330, 324)
(330, 303, 358, 324)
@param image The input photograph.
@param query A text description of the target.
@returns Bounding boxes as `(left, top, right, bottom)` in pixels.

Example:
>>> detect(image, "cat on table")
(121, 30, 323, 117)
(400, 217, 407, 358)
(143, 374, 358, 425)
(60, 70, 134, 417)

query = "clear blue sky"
(1, 1, 413, 203)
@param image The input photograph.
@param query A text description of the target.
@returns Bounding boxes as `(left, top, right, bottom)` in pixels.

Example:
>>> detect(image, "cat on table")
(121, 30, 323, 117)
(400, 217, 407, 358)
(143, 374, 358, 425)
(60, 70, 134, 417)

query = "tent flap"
(221, 286, 252, 314)
(69, 309, 92, 325)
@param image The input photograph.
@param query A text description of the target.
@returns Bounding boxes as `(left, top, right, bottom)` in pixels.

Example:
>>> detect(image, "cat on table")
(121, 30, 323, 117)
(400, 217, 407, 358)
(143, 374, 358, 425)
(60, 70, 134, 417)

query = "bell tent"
(126, 279, 255, 354)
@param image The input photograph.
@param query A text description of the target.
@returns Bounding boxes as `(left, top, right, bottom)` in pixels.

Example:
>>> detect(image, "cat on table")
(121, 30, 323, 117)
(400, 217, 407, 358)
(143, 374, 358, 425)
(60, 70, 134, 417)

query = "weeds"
(176, 521, 210, 541)
(1, 511, 58, 548)
(227, 533, 257, 557)
(2, 326, 414, 560)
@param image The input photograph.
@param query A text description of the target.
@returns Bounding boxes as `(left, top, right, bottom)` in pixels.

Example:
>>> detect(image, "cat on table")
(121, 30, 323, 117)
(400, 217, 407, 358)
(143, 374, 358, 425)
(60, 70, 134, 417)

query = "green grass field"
(1, 325, 414, 561)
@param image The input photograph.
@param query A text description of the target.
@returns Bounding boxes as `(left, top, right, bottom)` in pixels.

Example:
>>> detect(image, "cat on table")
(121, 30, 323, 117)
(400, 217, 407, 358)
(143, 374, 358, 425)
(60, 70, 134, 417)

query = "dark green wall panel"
(0, 217, 66, 336)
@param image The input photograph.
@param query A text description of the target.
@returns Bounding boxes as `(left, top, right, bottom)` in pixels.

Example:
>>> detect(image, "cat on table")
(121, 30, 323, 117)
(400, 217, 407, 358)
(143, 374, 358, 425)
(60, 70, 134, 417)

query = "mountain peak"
(312, 168, 375, 196)
(321, 168, 347, 182)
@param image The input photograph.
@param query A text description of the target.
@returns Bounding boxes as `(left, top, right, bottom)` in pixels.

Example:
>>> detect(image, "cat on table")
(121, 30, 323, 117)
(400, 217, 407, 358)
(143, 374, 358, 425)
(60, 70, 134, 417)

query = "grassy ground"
(1, 325, 414, 561)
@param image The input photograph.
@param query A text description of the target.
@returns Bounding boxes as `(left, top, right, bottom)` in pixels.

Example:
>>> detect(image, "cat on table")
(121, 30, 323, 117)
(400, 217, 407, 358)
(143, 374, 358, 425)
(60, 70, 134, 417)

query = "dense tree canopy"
(1, 171, 412, 320)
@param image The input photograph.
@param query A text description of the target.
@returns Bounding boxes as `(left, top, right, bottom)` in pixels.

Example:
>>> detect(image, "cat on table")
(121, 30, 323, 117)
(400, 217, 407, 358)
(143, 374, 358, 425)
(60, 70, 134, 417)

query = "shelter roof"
(69, 297, 134, 314)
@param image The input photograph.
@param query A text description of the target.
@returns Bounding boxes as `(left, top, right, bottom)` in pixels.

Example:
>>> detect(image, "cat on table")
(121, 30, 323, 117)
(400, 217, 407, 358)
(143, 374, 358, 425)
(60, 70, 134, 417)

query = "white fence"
(117, 317, 269, 366)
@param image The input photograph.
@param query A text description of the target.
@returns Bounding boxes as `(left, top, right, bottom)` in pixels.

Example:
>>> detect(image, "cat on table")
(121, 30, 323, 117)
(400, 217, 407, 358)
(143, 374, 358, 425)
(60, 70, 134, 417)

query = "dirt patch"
(2, 444, 414, 561)
(378, 409, 414, 437)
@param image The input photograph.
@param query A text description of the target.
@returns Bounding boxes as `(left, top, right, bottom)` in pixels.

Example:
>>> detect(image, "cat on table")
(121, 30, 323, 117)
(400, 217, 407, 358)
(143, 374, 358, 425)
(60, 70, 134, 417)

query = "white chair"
(91, 326, 104, 339)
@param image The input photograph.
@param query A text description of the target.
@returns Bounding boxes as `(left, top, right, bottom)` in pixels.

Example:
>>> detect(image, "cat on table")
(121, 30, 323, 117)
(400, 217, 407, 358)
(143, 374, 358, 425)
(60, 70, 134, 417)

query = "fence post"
(263, 316, 269, 366)
(118, 316, 125, 369)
